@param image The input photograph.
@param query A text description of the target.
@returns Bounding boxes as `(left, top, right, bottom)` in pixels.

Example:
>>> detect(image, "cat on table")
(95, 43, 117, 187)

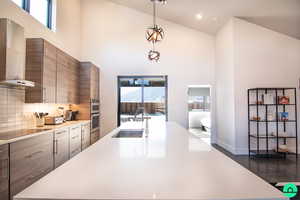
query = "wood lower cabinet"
(69, 125, 82, 158)
(0, 144, 9, 200)
(54, 127, 70, 168)
(90, 130, 100, 145)
(10, 132, 54, 199)
(81, 122, 91, 150)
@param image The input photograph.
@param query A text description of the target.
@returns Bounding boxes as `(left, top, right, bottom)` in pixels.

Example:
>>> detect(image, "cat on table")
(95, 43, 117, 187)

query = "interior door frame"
(117, 75, 168, 127)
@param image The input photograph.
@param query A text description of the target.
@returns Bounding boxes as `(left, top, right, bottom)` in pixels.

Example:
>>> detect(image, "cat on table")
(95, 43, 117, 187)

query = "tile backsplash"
(0, 86, 71, 133)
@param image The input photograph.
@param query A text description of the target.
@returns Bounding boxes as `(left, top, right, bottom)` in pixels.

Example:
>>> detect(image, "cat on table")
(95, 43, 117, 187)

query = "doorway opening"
(188, 85, 211, 144)
(117, 76, 168, 129)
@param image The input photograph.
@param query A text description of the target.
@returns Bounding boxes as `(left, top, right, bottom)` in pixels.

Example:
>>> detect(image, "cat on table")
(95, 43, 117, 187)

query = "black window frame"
(17, 0, 53, 29)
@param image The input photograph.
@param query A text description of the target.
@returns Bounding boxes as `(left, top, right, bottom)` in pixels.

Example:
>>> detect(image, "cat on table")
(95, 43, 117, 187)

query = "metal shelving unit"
(248, 88, 298, 158)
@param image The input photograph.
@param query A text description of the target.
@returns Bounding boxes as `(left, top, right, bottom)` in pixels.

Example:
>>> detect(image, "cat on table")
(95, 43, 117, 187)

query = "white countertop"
(14, 122, 286, 200)
(0, 120, 90, 145)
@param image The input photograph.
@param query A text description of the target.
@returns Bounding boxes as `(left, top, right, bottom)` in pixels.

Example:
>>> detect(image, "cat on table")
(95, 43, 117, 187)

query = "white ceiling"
(109, 0, 300, 39)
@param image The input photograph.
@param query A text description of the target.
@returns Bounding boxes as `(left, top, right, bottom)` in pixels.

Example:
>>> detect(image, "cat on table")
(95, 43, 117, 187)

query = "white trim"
(217, 139, 235, 154)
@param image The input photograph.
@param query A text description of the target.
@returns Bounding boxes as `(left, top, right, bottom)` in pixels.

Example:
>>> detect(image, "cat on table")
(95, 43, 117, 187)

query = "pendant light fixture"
(146, 0, 167, 62)
(148, 44, 160, 62)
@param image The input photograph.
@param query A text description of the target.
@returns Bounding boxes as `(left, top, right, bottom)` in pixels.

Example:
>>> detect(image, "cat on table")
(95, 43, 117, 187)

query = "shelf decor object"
(146, 0, 167, 62)
(248, 88, 298, 158)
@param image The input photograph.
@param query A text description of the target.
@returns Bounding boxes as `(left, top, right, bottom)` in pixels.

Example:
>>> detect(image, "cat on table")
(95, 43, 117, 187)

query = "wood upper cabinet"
(91, 66, 100, 100)
(26, 38, 80, 104)
(0, 144, 9, 200)
(81, 122, 91, 150)
(69, 125, 82, 158)
(54, 127, 70, 168)
(25, 39, 57, 103)
(79, 62, 100, 103)
(10, 132, 54, 199)
(56, 49, 68, 104)
(56, 50, 79, 104)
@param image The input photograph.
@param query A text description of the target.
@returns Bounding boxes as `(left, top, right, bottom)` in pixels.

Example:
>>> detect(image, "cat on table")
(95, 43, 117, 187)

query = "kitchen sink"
(112, 129, 144, 138)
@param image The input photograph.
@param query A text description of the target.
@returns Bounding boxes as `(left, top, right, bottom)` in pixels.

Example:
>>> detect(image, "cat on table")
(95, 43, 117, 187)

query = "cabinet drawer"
(54, 128, 69, 168)
(91, 130, 100, 145)
(55, 127, 69, 138)
(0, 144, 9, 200)
(10, 165, 52, 198)
(10, 133, 54, 197)
(70, 125, 81, 158)
(0, 158, 9, 180)
(0, 188, 8, 200)
(70, 146, 81, 158)
(0, 144, 8, 160)
(81, 123, 91, 150)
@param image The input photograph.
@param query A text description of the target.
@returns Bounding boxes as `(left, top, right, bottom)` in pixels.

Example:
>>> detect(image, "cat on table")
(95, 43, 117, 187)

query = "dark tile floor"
(212, 144, 300, 184)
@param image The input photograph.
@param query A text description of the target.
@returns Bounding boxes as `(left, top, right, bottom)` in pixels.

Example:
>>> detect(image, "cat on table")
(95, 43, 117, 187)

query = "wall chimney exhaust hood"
(0, 18, 35, 88)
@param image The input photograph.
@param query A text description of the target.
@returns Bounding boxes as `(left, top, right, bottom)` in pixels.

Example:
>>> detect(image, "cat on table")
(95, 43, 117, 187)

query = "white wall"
(0, 0, 81, 59)
(215, 19, 236, 153)
(233, 18, 300, 154)
(80, 0, 216, 136)
(216, 18, 300, 154)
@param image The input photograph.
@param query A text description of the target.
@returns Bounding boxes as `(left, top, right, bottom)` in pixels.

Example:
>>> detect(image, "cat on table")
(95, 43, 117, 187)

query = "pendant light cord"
(153, 1, 156, 27)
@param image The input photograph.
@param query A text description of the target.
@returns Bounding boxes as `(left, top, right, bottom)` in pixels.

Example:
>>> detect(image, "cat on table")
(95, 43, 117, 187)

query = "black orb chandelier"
(146, 0, 167, 62)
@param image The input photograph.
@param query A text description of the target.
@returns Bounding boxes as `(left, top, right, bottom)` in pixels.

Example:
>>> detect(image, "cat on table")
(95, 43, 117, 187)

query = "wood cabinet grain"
(79, 62, 100, 103)
(0, 144, 9, 200)
(25, 38, 80, 104)
(10, 132, 54, 199)
(56, 49, 69, 104)
(81, 122, 91, 150)
(25, 39, 57, 103)
(91, 130, 100, 145)
(69, 125, 82, 158)
(78, 62, 100, 120)
(54, 127, 70, 168)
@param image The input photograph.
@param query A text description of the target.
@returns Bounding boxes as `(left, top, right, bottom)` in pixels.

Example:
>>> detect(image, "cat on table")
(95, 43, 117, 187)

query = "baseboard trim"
(217, 140, 235, 154)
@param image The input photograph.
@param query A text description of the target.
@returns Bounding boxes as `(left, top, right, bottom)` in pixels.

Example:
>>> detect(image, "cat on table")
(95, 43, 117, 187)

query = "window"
(11, 0, 52, 29)
(12, 0, 23, 7)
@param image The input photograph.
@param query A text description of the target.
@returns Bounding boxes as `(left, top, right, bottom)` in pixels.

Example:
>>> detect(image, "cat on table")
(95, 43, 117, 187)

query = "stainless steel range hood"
(0, 18, 35, 88)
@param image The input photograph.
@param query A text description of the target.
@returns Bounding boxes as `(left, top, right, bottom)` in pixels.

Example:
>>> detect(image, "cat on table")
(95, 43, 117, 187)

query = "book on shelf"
(278, 96, 290, 104)
(279, 112, 289, 121)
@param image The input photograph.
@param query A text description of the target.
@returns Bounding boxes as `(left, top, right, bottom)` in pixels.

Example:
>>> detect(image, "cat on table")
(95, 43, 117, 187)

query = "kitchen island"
(14, 122, 286, 200)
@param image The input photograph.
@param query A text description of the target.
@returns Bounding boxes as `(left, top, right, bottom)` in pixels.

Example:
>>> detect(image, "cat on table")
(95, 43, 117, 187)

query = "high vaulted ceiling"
(109, 0, 300, 39)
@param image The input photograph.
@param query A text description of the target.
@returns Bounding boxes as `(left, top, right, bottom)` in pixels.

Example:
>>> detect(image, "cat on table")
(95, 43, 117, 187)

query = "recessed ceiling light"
(196, 14, 203, 20)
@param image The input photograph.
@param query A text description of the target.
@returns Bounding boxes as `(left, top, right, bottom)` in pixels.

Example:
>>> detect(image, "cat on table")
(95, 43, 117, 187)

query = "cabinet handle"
(25, 150, 43, 159)
(54, 140, 58, 154)
(56, 130, 66, 135)
(72, 135, 79, 140)
(72, 127, 79, 130)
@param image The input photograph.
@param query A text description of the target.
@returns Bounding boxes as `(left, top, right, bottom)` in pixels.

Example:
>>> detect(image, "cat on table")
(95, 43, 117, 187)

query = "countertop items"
(14, 122, 286, 200)
(0, 120, 90, 145)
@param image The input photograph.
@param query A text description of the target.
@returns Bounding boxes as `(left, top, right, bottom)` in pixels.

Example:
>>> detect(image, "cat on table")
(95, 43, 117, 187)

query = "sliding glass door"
(117, 76, 168, 127)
